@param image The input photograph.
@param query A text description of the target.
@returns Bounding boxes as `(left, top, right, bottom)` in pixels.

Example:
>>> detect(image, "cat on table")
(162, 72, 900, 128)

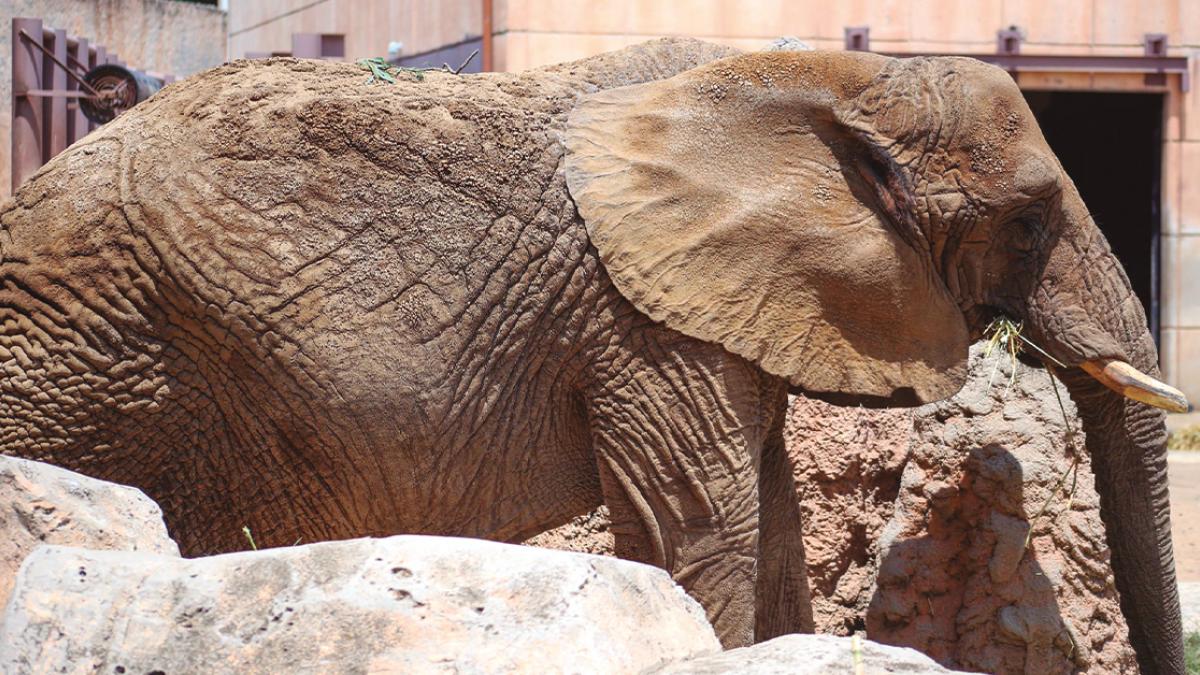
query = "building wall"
(492, 0, 1197, 70)
(1163, 59, 1200, 404)
(226, 0, 480, 63)
(2, 0, 228, 196)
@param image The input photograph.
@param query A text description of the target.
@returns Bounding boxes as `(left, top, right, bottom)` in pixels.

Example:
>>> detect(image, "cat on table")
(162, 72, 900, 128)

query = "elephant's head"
(565, 50, 1186, 673)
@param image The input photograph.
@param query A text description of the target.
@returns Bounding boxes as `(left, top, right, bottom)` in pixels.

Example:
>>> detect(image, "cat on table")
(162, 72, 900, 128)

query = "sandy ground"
(1170, 412, 1200, 582)
(1172, 453, 1200, 582)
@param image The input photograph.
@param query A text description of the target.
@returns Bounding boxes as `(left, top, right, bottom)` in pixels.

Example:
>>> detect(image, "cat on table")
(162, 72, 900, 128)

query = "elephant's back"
(5, 40, 740, 386)
(0, 41, 735, 422)
(99, 58, 584, 389)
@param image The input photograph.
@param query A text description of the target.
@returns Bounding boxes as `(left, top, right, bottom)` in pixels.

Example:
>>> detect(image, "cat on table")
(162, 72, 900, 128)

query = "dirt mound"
(524, 505, 614, 556)
(861, 347, 1134, 673)
(783, 397, 911, 635)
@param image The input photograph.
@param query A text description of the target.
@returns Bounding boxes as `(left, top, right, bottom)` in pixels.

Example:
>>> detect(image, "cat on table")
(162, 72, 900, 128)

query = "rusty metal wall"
(2, 1, 227, 197)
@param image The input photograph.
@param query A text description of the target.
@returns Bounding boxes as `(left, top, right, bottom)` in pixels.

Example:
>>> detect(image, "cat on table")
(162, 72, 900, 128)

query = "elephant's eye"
(1009, 213, 1043, 253)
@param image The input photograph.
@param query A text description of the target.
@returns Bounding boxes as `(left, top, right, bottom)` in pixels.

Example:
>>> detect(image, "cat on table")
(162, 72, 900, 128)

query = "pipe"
(482, 0, 493, 72)
(12, 17, 44, 192)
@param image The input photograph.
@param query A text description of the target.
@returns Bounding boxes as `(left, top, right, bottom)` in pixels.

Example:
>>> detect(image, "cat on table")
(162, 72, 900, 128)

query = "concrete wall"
(227, 0, 479, 63)
(2, 0, 228, 196)
(1163, 61, 1200, 405)
(492, 0, 1197, 70)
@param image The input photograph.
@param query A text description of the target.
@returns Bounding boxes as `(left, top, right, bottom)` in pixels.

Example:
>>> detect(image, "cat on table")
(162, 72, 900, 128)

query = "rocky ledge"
(0, 455, 965, 673)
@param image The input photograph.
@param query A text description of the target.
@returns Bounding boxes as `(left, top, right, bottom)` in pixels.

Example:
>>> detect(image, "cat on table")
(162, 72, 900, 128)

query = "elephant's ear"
(565, 51, 969, 405)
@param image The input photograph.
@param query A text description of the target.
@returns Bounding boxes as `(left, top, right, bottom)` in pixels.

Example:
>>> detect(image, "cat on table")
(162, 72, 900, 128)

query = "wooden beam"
(481, 0, 493, 72)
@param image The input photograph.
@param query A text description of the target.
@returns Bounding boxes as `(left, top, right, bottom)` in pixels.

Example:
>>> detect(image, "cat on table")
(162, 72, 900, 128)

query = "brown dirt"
(523, 505, 614, 556)
(783, 396, 911, 635)
(1169, 454, 1200, 583)
(863, 346, 1134, 674)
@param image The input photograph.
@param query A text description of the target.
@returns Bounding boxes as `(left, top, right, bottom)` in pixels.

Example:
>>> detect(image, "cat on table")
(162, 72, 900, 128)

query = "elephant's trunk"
(1023, 188, 1184, 674)
(1059, 365, 1181, 674)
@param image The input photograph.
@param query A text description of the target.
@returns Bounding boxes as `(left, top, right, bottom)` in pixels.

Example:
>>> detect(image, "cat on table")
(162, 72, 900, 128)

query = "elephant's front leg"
(586, 335, 787, 647)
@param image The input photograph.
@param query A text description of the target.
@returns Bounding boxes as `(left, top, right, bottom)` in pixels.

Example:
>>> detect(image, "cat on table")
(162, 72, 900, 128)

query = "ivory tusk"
(1080, 359, 1191, 413)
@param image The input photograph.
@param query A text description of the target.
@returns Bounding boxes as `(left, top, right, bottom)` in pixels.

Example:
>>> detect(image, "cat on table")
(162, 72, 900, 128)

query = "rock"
(784, 396, 911, 634)
(763, 37, 815, 52)
(651, 634, 966, 674)
(0, 456, 178, 610)
(856, 344, 1134, 673)
(524, 504, 615, 555)
(0, 535, 720, 674)
(987, 512, 1031, 584)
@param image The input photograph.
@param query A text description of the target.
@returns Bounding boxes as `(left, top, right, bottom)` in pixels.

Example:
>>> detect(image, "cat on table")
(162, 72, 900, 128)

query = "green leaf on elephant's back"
(358, 57, 396, 85)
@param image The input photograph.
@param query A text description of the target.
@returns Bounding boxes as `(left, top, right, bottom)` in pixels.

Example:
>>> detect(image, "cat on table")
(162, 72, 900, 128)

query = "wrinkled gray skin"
(0, 39, 1179, 671)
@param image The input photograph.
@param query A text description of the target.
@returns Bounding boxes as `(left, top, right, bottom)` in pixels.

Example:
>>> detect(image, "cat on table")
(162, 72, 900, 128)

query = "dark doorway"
(1022, 91, 1163, 342)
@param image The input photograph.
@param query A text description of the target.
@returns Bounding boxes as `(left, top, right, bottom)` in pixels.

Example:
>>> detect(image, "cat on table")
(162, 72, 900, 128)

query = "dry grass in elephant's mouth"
(983, 317, 1079, 551)
(982, 317, 1069, 423)
(983, 316, 1066, 393)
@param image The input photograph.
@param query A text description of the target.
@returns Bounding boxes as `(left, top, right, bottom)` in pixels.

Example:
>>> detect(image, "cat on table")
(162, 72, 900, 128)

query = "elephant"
(0, 37, 1188, 671)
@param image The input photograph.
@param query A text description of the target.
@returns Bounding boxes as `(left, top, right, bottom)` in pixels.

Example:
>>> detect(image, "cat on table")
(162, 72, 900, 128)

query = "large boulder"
(783, 398, 911, 634)
(867, 347, 1135, 673)
(652, 634, 965, 674)
(0, 535, 720, 673)
(0, 455, 178, 609)
(791, 344, 1135, 673)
